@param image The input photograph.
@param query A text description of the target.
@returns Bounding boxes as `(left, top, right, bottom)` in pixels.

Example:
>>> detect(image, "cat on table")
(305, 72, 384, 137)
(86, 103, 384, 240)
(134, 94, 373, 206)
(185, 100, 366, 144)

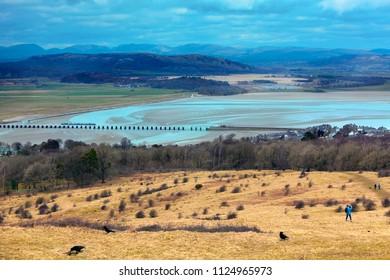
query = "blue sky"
(1, 0, 390, 49)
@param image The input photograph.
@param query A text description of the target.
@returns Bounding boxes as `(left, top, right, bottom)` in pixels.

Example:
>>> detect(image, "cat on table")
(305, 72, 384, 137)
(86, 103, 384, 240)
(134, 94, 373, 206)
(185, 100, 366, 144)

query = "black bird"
(67, 245, 85, 255)
(279, 232, 289, 240)
(103, 226, 115, 233)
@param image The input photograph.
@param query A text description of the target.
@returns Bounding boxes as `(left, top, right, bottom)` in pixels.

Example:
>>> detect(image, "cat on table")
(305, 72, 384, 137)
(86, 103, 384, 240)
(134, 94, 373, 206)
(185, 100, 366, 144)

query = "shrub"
(227, 212, 237, 219)
(165, 203, 171, 210)
(50, 203, 60, 212)
(20, 209, 32, 219)
(261, 182, 267, 187)
(363, 199, 376, 211)
(109, 209, 115, 218)
(103, 199, 110, 204)
(101, 205, 107, 211)
(284, 185, 290, 195)
(117, 187, 123, 192)
(24, 201, 32, 209)
(67, 193, 72, 197)
(220, 201, 230, 207)
(381, 198, 390, 207)
(301, 214, 309, 219)
(294, 200, 305, 209)
(308, 181, 314, 188)
(100, 190, 112, 198)
(202, 208, 208, 215)
(384, 210, 390, 217)
(216, 185, 227, 193)
(86, 195, 94, 202)
(149, 209, 158, 218)
(182, 177, 189, 183)
(38, 204, 50, 215)
(231, 187, 241, 193)
(0, 215, 4, 224)
(130, 194, 139, 203)
(173, 178, 179, 184)
(148, 199, 154, 208)
(195, 184, 203, 190)
(261, 191, 266, 197)
(191, 212, 198, 217)
(350, 202, 359, 212)
(324, 199, 338, 207)
(136, 211, 145, 219)
(340, 184, 346, 190)
(93, 193, 99, 200)
(35, 197, 45, 207)
(236, 204, 245, 211)
(327, 184, 333, 189)
(308, 200, 317, 207)
(118, 200, 126, 213)
(50, 194, 58, 201)
(336, 206, 343, 213)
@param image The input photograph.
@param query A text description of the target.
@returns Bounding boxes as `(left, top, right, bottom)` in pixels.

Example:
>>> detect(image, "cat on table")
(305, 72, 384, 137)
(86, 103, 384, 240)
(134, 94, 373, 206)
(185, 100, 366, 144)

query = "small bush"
(0, 216, 4, 224)
(340, 185, 346, 190)
(118, 200, 126, 213)
(117, 187, 123, 192)
(101, 205, 107, 211)
(202, 208, 208, 215)
(191, 212, 198, 218)
(216, 185, 227, 193)
(294, 200, 305, 209)
(130, 193, 139, 203)
(100, 190, 112, 198)
(236, 204, 245, 211)
(173, 178, 179, 184)
(136, 211, 145, 219)
(220, 201, 230, 207)
(50, 203, 60, 213)
(231, 187, 241, 193)
(67, 193, 72, 197)
(301, 214, 309, 219)
(350, 202, 359, 212)
(24, 201, 32, 209)
(261, 182, 267, 187)
(195, 184, 203, 190)
(261, 191, 266, 197)
(149, 209, 158, 218)
(336, 206, 343, 213)
(324, 199, 338, 207)
(384, 210, 390, 217)
(35, 197, 45, 207)
(20, 209, 32, 219)
(227, 212, 237, 219)
(109, 209, 115, 218)
(50, 194, 58, 201)
(93, 193, 99, 200)
(308, 181, 314, 188)
(38, 204, 50, 215)
(86, 195, 94, 202)
(182, 177, 189, 183)
(284, 185, 290, 195)
(364, 199, 376, 211)
(381, 198, 390, 207)
(103, 199, 110, 204)
(148, 199, 154, 208)
(327, 184, 333, 189)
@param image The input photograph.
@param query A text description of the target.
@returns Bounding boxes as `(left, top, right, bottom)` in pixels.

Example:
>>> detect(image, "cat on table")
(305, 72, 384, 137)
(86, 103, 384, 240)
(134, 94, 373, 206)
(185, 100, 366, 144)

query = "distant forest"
(1, 134, 390, 194)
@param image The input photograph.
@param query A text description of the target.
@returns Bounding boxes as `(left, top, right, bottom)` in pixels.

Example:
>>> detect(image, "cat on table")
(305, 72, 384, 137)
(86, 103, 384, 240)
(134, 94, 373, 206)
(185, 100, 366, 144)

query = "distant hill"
(1, 43, 390, 75)
(0, 53, 253, 78)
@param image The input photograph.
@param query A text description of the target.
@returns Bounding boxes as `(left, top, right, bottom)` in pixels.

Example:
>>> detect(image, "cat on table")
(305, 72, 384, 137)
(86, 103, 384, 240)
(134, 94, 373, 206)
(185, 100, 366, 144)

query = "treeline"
(1, 135, 390, 194)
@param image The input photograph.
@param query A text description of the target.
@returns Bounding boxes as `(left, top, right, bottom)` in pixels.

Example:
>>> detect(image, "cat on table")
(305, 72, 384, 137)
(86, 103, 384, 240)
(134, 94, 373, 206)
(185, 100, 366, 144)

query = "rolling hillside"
(1, 170, 389, 260)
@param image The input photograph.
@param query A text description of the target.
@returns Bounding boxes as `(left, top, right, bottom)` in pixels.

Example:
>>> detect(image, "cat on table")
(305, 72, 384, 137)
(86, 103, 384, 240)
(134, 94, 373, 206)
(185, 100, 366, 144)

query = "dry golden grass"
(1, 170, 389, 260)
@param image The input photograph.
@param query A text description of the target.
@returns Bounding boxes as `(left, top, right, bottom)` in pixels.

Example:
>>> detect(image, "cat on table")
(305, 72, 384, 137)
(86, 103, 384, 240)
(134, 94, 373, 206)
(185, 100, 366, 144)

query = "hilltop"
(1, 170, 389, 260)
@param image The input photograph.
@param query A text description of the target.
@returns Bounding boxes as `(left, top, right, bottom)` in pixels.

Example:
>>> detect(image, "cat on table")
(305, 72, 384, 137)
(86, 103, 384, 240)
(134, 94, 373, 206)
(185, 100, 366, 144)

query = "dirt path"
(346, 172, 389, 200)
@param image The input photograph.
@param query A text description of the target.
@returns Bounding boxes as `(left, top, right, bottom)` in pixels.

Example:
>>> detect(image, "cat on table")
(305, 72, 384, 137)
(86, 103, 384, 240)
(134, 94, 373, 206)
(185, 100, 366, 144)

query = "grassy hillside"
(0, 170, 389, 260)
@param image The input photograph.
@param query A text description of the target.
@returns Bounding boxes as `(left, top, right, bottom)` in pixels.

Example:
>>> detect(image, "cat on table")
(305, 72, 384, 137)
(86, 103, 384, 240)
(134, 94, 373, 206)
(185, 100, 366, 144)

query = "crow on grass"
(279, 232, 289, 240)
(67, 245, 85, 255)
(103, 225, 115, 233)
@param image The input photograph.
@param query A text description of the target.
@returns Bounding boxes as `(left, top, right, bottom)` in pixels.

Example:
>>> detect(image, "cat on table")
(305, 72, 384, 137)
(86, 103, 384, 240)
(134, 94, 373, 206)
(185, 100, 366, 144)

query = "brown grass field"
(0, 170, 389, 260)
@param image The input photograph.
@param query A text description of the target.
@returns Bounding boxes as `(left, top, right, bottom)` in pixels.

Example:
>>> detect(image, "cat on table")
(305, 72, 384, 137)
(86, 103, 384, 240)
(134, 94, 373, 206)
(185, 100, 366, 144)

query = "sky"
(1, 0, 390, 49)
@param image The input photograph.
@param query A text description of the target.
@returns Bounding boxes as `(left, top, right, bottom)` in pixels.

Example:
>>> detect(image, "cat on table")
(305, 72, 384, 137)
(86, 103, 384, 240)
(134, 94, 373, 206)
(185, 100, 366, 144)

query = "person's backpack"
(344, 207, 348, 213)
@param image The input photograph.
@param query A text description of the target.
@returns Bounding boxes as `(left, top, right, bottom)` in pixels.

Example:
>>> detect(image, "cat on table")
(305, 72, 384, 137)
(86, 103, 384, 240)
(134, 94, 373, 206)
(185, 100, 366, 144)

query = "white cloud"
(320, 0, 390, 13)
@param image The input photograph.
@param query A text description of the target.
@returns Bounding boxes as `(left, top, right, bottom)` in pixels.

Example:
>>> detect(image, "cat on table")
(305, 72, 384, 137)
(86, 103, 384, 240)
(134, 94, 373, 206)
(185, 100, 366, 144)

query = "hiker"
(345, 204, 353, 221)
(374, 184, 377, 190)
(378, 183, 381, 190)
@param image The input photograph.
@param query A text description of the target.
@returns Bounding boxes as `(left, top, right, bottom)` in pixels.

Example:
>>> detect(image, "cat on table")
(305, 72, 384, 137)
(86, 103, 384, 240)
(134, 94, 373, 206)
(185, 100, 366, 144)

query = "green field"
(0, 82, 188, 122)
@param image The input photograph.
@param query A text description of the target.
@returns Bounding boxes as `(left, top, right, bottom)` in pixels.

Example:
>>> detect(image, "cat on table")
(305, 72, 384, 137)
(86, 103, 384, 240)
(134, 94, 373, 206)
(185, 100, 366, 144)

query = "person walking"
(345, 204, 353, 221)
(374, 184, 377, 190)
(378, 183, 381, 190)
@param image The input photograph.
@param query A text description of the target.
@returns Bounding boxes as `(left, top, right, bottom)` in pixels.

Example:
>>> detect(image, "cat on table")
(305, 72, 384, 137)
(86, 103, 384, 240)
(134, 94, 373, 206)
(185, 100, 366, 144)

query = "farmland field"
(1, 170, 389, 260)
